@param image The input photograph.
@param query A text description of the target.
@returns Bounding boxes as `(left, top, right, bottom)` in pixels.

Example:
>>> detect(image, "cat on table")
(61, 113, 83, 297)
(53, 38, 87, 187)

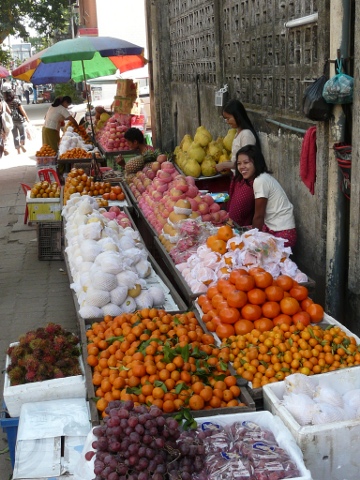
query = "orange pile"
(206, 224, 235, 257)
(35, 144, 57, 157)
(59, 148, 92, 159)
(198, 268, 324, 340)
(86, 309, 246, 417)
(102, 184, 125, 201)
(226, 322, 360, 389)
(63, 167, 113, 203)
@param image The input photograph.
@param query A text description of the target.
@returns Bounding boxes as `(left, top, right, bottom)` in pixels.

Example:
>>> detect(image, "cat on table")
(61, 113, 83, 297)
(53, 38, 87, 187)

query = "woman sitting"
(235, 145, 297, 248)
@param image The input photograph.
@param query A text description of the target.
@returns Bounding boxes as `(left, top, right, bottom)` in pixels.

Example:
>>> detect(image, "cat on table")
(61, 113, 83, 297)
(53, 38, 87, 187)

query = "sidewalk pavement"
(0, 125, 77, 477)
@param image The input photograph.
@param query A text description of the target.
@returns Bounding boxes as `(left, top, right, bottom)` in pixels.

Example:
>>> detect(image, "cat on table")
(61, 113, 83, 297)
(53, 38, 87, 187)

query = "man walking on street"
(23, 83, 32, 105)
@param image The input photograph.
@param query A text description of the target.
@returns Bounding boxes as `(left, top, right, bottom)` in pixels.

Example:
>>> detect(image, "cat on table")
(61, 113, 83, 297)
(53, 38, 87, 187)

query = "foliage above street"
(0, 0, 71, 45)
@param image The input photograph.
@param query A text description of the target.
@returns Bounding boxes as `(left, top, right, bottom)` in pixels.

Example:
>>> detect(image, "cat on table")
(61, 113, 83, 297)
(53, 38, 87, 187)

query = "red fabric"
(300, 126, 317, 195)
(262, 225, 297, 248)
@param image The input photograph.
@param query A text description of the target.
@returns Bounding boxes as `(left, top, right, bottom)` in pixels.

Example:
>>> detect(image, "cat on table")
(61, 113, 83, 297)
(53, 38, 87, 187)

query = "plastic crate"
(35, 155, 57, 166)
(0, 404, 18, 470)
(37, 222, 63, 260)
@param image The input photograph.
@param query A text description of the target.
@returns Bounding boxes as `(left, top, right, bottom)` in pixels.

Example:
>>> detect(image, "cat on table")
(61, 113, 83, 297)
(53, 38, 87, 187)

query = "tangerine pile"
(30, 180, 61, 199)
(206, 224, 235, 257)
(225, 321, 360, 389)
(63, 168, 113, 203)
(86, 309, 245, 417)
(102, 184, 125, 201)
(197, 268, 324, 340)
(35, 144, 57, 157)
(59, 147, 92, 159)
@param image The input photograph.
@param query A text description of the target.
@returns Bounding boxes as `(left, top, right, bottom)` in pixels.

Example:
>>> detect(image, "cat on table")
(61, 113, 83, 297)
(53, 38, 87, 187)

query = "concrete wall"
(147, 0, 360, 333)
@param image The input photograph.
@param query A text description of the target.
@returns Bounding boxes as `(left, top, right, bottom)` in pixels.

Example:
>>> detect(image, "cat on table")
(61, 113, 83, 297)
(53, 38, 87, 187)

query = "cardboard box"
(116, 79, 138, 97)
(13, 398, 91, 480)
(196, 411, 312, 480)
(263, 367, 360, 480)
(113, 96, 134, 114)
(4, 343, 86, 418)
(26, 190, 62, 222)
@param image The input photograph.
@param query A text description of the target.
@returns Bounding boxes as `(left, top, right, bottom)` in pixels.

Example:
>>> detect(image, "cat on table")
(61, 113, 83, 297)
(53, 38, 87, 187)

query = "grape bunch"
(86, 399, 205, 480)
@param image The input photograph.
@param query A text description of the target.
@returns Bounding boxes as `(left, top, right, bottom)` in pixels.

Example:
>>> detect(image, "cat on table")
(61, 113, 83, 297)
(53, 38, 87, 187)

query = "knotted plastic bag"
(323, 60, 353, 104)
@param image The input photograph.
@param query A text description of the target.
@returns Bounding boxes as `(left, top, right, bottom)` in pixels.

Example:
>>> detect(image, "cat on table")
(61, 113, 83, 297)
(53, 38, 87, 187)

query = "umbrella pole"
(81, 60, 96, 144)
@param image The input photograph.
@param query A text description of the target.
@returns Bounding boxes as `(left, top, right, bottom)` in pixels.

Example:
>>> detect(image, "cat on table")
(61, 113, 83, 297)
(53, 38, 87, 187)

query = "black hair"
(124, 127, 145, 144)
(4, 90, 14, 101)
(223, 99, 261, 151)
(234, 145, 271, 182)
(52, 95, 72, 107)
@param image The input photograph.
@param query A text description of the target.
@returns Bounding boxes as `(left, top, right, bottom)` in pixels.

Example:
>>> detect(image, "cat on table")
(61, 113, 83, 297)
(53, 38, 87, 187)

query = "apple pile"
(100, 205, 132, 229)
(133, 161, 229, 234)
(97, 114, 131, 152)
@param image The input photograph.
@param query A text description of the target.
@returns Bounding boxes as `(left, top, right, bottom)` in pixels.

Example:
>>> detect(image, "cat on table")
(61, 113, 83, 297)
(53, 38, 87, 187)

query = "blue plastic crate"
(0, 405, 18, 470)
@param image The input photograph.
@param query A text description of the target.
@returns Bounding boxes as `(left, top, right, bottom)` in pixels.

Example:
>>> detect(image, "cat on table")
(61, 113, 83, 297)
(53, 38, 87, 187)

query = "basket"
(36, 155, 57, 166)
(334, 143, 351, 199)
(37, 222, 63, 260)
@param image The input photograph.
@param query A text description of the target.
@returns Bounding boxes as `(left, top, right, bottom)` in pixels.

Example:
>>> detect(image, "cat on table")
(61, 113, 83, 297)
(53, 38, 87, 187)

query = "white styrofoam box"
(263, 367, 360, 480)
(196, 411, 312, 480)
(4, 343, 86, 418)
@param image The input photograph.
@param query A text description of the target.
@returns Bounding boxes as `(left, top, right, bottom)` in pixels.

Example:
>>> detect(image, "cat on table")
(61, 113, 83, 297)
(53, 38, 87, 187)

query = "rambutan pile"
(6, 323, 82, 386)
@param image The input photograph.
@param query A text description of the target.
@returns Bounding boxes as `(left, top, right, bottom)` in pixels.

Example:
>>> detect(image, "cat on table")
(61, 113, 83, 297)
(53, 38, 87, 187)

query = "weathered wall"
(147, 0, 331, 306)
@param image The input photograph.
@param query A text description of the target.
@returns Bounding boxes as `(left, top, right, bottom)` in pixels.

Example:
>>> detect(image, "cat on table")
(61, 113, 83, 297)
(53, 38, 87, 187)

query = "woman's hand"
(215, 161, 234, 172)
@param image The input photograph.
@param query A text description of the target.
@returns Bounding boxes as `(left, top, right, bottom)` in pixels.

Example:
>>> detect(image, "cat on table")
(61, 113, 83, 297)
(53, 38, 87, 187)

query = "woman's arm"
(18, 105, 30, 122)
(215, 160, 235, 172)
(65, 115, 79, 128)
(252, 197, 267, 230)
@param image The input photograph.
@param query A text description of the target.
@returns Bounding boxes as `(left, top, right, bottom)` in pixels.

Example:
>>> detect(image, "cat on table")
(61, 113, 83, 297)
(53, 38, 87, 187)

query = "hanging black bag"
(302, 62, 332, 121)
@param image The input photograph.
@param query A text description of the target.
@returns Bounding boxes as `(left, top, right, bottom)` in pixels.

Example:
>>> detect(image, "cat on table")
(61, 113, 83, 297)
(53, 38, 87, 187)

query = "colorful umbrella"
(0, 65, 11, 78)
(12, 36, 147, 85)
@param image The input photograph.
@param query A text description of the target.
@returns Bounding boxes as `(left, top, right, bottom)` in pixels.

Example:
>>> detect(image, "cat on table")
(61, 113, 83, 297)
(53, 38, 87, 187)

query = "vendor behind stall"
(116, 127, 155, 173)
(42, 96, 79, 152)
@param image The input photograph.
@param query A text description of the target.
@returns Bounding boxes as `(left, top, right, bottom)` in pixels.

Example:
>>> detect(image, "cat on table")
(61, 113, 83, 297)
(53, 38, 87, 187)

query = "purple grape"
(156, 416, 166, 428)
(142, 434, 152, 445)
(148, 459, 157, 471)
(120, 418, 128, 429)
(93, 426, 105, 437)
(155, 462, 166, 473)
(138, 457, 149, 470)
(134, 405, 147, 414)
(108, 441, 121, 453)
(128, 443, 139, 455)
(112, 426, 122, 436)
(116, 464, 128, 475)
(97, 437, 109, 451)
(122, 400, 134, 411)
(138, 414, 147, 425)
(127, 416, 138, 428)
(137, 472, 150, 480)
(128, 455, 138, 466)
(179, 443, 190, 455)
(93, 464, 103, 475)
(145, 419, 154, 430)
(154, 437, 165, 448)
(108, 473, 119, 480)
(146, 447, 156, 459)
(135, 423, 144, 435)
(125, 427, 133, 436)
(85, 450, 95, 461)
(152, 474, 163, 480)
(138, 446, 146, 457)
(166, 417, 178, 430)
(118, 408, 129, 419)
(149, 405, 162, 417)
(182, 473, 192, 480)
(129, 431, 140, 443)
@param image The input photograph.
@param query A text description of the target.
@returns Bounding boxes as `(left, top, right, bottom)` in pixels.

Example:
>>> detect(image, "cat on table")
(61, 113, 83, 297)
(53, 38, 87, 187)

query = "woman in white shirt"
(42, 96, 79, 152)
(236, 145, 297, 247)
(216, 99, 261, 173)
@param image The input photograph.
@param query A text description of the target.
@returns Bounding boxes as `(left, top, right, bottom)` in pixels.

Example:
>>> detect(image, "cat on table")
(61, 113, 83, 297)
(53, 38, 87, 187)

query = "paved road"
(0, 102, 79, 478)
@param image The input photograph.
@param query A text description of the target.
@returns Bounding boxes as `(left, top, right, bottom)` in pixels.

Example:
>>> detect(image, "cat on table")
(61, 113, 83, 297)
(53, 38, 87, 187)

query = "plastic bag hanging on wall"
(322, 59, 353, 104)
(215, 84, 228, 107)
(302, 62, 332, 121)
